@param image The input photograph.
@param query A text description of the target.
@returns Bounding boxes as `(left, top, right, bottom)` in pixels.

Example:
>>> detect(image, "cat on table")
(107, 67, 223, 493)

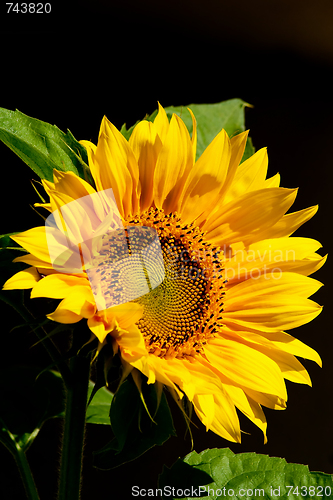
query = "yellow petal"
(270, 332, 322, 366)
(52, 169, 96, 199)
(3, 267, 40, 290)
(220, 327, 322, 367)
(110, 304, 147, 356)
(153, 113, 194, 213)
(87, 313, 116, 343)
(225, 237, 323, 284)
(205, 187, 298, 245)
(178, 129, 231, 224)
(274, 353, 313, 385)
(116, 323, 147, 358)
(31, 273, 90, 299)
(44, 172, 102, 241)
(223, 296, 322, 333)
(247, 237, 322, 261)
(47, 286, 95, 323)
(193, 392, 241, 443)
(81, 117, 139, 218)
(220, 327, 316, 383)
(153, 102, 169, 144)
(44, 186, 110, 247)
(130, 354, 222, 399)
(215, 131, 249, 201)
(87, 319, 108, 343)
(222, 147, 268, 204)
(177, 357, 224, 400)
(34, 202, 52, 212)
(263, 173, 281, 188)
(226, 272, 323, 303)
(243, 388, 287, 410)
(225, 252, 327, 282)
(129, 120, 162, 211)
(109, 302, 144, 330)
(222, 383, 268, 443)
(228, 131, 249, 177)
(129, 354, 184, 390)
(187, 107, 197, 160)
(194, 130, 249, 228)
(48, 308, 82, 324)
(192, 393, 215, 430)
(259, 205, 318, 239)
(88, 303, 145, 355)
(224, 272, 323, 333)
(79, 140, 97, 177)
(204, 338, 287, 399)
(42, 180, 74, 215)
(42, 178, 55, 193)
(288, 253, 327, 277)
(252, 344, 312, 386)
(11, 227, 53, 264)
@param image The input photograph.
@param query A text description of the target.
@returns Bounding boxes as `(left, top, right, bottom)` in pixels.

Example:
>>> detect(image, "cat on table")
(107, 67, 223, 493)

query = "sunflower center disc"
(126, 208, 226, 359)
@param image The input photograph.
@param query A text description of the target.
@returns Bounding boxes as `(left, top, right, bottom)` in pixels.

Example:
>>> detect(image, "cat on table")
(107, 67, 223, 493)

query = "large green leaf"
(0, 107, 90, 182)
(159, 448, 333, 500)
(93, 376, 176, 469)
(121, 99, 255, 162)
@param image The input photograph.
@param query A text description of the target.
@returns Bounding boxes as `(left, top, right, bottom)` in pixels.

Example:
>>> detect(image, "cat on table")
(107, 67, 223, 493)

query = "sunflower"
(3, 104, 326, 444)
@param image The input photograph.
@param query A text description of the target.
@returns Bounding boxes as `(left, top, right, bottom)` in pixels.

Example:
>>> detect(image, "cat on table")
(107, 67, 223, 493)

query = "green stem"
(58, 354, 91, 500)
(15, 446, 40, 500)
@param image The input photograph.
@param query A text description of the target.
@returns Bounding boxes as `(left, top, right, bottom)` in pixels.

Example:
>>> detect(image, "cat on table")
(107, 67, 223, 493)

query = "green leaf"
(0, 107, 90, 182)
(86, 382, 113, 425)
(0, 366, 65, 453)
(121, 99, 255, 162)
(158, 448, 333, 500)
(120, 120, 140, 141)
(164, 99, 252, 160)
(93, 376, 176, 469)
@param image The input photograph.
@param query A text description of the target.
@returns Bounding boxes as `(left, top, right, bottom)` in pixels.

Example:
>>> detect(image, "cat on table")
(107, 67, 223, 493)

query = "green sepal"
(86, 343, 114, 408)
(93, 375, 176, 469)
(119, 120, 140, 141)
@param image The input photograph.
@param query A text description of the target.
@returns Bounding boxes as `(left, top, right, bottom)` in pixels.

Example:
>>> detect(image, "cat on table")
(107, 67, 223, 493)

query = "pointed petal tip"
(316, 354, 323, 368)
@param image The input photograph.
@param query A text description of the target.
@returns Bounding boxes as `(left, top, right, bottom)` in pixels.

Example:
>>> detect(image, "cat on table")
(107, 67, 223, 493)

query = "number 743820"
(6, 3, 51, 13)
(286, 485, 332, 497)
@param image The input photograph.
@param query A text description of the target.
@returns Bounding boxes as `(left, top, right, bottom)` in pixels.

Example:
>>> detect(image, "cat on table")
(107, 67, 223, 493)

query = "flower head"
(4, 104, 326, 443)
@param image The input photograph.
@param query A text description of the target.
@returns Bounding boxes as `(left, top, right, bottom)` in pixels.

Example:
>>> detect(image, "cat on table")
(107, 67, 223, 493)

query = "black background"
(0, 1, 332, 498)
